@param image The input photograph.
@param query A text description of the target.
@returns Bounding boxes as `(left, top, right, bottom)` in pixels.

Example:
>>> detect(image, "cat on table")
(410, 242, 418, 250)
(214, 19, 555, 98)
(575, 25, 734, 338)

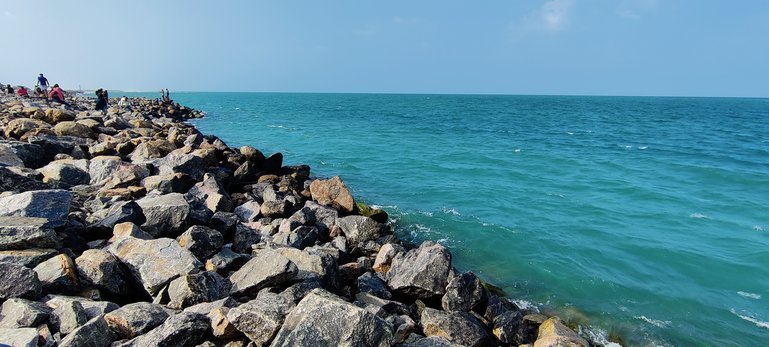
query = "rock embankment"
(0, 95, 592, 346)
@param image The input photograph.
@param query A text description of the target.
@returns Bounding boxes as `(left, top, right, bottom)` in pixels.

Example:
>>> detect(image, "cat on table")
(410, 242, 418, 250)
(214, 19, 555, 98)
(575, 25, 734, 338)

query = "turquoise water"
(129, 92, 769, 346)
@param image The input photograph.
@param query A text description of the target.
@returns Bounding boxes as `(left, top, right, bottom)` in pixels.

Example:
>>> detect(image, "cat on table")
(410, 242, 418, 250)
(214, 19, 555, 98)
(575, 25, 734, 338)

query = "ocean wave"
(730, 309, 769, 330)
(441, 207, 461, 216)
(737, 291, 762, 300)
(371, 204, 398, 210)
(753, 225, 764, 231)
(689, 213, 708, 219)
(512, 299, 539, 311)
(580, 326, 622, 347)
(634, 315, 672, 328)
(514, 148, 522, 153)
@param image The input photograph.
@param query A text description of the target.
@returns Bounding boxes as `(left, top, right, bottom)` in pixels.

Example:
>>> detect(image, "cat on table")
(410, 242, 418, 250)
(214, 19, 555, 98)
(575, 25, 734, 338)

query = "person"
(95, 89, 108, 111)
(48, 84, 68, 105)
(16, 86, 29, 97)
(34, 87, 45, 98)
(36, 74, 49, 93)
(5, 84, 14, 94)
(162, 88, 172, 104)
(118, 96, 131, 110)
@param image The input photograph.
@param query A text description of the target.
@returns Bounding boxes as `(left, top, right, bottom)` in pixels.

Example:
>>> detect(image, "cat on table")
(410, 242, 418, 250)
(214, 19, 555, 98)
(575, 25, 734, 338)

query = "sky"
(2, 0, 768, 97)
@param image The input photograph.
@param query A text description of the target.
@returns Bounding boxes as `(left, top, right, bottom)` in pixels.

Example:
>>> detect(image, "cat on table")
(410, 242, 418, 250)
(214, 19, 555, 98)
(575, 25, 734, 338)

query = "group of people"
(161, 88, 172, 104)
(2, 73, 67, 105)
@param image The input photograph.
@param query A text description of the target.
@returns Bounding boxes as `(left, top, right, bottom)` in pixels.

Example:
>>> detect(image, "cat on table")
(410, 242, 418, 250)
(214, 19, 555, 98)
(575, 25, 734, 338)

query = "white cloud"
(540, 0, 575, 31)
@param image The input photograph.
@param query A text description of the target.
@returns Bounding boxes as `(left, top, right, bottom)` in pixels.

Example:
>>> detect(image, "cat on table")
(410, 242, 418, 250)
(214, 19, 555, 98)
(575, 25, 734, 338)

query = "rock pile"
(0, 95, 591, 346)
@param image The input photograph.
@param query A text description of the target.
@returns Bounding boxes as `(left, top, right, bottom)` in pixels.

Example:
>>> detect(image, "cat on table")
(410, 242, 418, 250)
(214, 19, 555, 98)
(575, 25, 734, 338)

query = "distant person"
(48, 84, 68, 105)
(36, 73, 49, 92)
(118, 96, 131, 110)
(5, 84, 14, 94)
(162, 88, 172, 103)
(95, 88, 108, 111)
(34, 87, 45, 98)
(16, 86, 29, 97)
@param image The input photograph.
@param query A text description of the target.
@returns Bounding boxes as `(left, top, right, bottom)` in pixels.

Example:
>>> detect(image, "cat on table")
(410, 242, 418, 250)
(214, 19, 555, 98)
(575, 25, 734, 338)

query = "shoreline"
(0, 94, 616, 346)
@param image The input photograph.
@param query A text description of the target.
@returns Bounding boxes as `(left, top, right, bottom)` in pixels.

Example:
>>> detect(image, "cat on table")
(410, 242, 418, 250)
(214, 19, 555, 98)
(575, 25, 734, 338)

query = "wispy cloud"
(616, 0, 659, 20)
(540, 0, 575, 31)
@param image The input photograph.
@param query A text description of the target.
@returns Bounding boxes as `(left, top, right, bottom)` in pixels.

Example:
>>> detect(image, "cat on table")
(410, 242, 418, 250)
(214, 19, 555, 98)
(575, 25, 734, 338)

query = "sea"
(124, 92, 769, 346)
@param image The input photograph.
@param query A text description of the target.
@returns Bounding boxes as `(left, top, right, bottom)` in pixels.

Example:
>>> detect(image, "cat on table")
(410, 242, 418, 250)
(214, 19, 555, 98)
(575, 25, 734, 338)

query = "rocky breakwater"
(0, 94, 593, 347)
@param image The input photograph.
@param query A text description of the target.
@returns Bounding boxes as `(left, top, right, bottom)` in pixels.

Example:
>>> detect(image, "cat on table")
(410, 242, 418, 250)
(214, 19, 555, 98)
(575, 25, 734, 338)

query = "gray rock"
(205, 247, 251, 275)
(354, 292, 409, 316)
(186, 173, 233, 213)
(5, 118, 51, 139)
(277, 247, 338, 288)
(401, 336, 460, 347)
(271, 288, 392, 347)
(58, 315, 116, 347)
(386, 241, 451, 299)
(141, 173, 195, 194)
(277, 207, 316, 234)
(336, 215, 385, 248)
(129, 140, 176, 162)
(492, 310, 524, 345)
(273, 225, 319, 250)
(177, 225, 223, 260)
(0, 190, 73, 228)
(120, 312, 209, 347)
(42, 295, 119, 320)
(104, 302, 170, 339)
(441, 271, 485, 312)
(259, 200, 289, 218)
(279, 278, 323, 304)
(49, 300, 88, 335)
(0, 298, 51, 328)
(156, 152, 205, 181)
(209, 211, 238, 236)
(53, 121, 95, 138)
(0, 141, 45, 168)
(302, 201, 338, 231)
(0, 248, 58, 267)
(420, 308, 490, 347)
(33, 254, 79, 294)
(0, 216, 60, 251)
(37, 160, 90, 186)
(373, 243, 403, 273)
(0, 166, 51, 194)
(136, 193, 190, 237)
(88, 157, 148, 189)
(356, 272, 392, 300)
(309, 176, 356, 213)
(75, 249, 128, 295)
(227, 291, 295, 345)
(233, 201, 261, 223)
(231, 223, 261, 254)
(229, 248, 298, 298)
(107, 237, 202, 296)
(167, 272, 231, 309)
(0, 327, 39, 347)
(88, 200, 147, 233)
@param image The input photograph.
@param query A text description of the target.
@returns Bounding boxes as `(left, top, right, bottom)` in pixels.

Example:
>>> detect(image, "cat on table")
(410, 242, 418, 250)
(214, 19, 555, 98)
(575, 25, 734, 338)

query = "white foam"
(753, 225, 764, 231)
(634, 315, 671, 328)
(370, 204, 397, 210)
(581, 326, 623, 347)
(738, 291, 762, 300)
(512, 299, 538, 311)
(417, 211, 433, 217)
(689, 213, 708, 219)
(441, 207, 460, 216)
(639, 146, 648, 150)
(567, 132, 574, 135)
(730, 309, 769, 330)
(514, 148, 522, 153)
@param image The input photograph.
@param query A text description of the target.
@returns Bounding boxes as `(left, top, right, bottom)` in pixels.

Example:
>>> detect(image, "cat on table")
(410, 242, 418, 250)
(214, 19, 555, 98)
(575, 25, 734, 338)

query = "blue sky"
(2, 0, 768, 96)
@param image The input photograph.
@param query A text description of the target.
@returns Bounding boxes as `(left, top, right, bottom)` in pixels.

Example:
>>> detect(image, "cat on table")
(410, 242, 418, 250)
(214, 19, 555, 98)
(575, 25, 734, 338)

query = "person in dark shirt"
(37, 74, 49, 92)
(5, 85, 14, 94)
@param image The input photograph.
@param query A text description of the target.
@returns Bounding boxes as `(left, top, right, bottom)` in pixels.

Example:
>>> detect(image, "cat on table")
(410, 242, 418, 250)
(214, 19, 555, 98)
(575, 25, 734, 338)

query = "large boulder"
(37, 159, 90, 186)
(58, 315, 116, 347)
(0, 190, 72, 228)
(186, 173, 233, 213)
(136, 193, 190, 237)
(271, 288, 392, 347)
(227, 291, 295, 345)
(129, 139, 176, 162)
(166, 272, 230, 309)
(119, 312, 209, 347)
(105, 302, 171, 339)
(87, 200, 146, 232)
(336, 215, 385, 247)
(107, 237, 202, 296)
(156, 152, 205, 181)
(0, 141, 45, 168)
(5, 118, 51, 139)
(45, 109, 77, 124)
(0, 262, 41, 300)
(229, 248, 298, 298)
(0, 248, 58, 268)
(0, 327, 40, 347)
(141, 173, 195, 194)
(0, 216, 60, 250)
(75, 249, 128, 295)
(53, 121, 95, 138)
(0, 298, 51, 328)
(533, 317, 589, 347)
(0, 167, 51, 194)
(49, 299, 89, 335)
(33, 253, 79, 294)
(177, 225, 223, 260)
(42, 295, 119, 321)
(441, 272, 485, 312)
(277, 247, 338, 288)
(309, 176, 356, 213)
(386, 241, 451, 299)
(89, 156, 149, 189)
(420, 308, 490, 347)
(233, 201, 261, 223)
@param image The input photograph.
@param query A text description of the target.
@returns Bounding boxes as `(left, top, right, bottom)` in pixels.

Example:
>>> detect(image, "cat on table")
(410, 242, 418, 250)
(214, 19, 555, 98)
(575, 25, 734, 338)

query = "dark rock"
(75, 249, 128, 295)
(0, 298, 51, 328)
(491, 310, 525, 345)
(273, 225, 319, 250)
(356, 202, 388, 223)
(0, 190, 73, 228)
(263, 152, 283, 174)
(177, 225, 223, 260)
(186, 173, 233, 213)
(26, 134, 90, 163)
(420, 308, 490, 347)
(0, 216, 60, 251)
(141, 173, 195, 194)
(104, 302, 171, 339)
(229, 248, 298, 298)
(483, 295, 519, 322)
(277, 247, 338, 288)
(336, 215, 385, 249)
(441, 272, 485, 312)
(386, 241, 451, 299)
(227, 291, 295, 345)
(233, 161, 259, 183)
(271, 288, 392, 347)
(136, 193, 190, 237)
(302, 201, 338, 231)
(33, 254, 79, 294)
(87, 200, 146, 232)
(49, 300, 88, 335)
(354, 292, 409, 317)
(37, 160, 90, 187)
(400, 336, 459, 347)
(58, 315, 116, 347)
(205, 247, 251, 275)
(233, 201, 261, 223)
(309, 176, 355, 213)
(231, 223, 261, 254)
(120, 312, 209, 347)
(209, 212, 238, 236)
(356, 272, 392, 300)
(0, 248, 58, 267)
(0, 141, 46, 168)
(167, 272, 231, 309)
(0, 167, 51, 194)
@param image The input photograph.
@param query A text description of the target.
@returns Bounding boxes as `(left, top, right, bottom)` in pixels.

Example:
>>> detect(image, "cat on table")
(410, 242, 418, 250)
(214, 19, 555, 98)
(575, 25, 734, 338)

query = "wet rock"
(49, 300, 88, 335)
(104, 302, 170, 339)
(309, 176, 356, 213)
(205, 247, 251, 275)
(533, 317, 588, 347)
(167, 272, 231, 309)
(420, 308, 490, 347)
(233, 201, 261, 222)
(58, 315, 115, 347)
(136, 193, 190, 237)
(0, 327, 40, 347)
(229, 248, 298, 298)
(33, 254, 79, 294)
(177, 225, 223, 260)
(120, 312, 209, 347)
(0, 248, 57, 268)
(0, 216, 60, 250)
(107, 237, 202, 296)
(0, 190, 72, 228)
(142, 173, 196, 194)
(441, 271, 485, 312)
(356, 201, 388, 223)
(227, 291, 295, 345)
(386, 241, 451, 299)
(337, 215, 385, 248)
(271, 288, 392, 347)
(356, 272, 392, 300)
(75, 249, 128, 295)
(0, 298, 51, 328)
(53, 121, 95, 138)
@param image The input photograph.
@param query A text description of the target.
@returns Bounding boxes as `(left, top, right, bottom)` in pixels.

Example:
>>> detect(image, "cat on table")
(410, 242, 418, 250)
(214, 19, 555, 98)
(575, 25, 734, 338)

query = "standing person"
(48, 84, 68, 105)
(95, 89, 108, 111)
(36, 74, 49, 93)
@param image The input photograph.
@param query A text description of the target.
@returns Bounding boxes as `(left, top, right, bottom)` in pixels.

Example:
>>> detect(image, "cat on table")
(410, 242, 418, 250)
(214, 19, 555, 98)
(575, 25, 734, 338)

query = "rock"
(0, 216, 60, 250)
(177, 225, 223, 260)
(522, 313, 548, 343)
(533, 317, 589, 347)
(75, 249, 128, 295)
(263, 152, 283, 174)
(88, 200, 146, 232)
(58, 315, 115, 347)
(259, 200, 289, 218)
(233, 161, 258, 183)
(107, 237, 202, 296)
(120, 312, 209, 347)
(209, 211, 238, 236)
(0, 167, 51, 194)
(32, 254, 78, 294)
(483, 295, 519, 322)
(356, 202, 388, 223)
(271, 288, 392, 347)
(239, 146, 264, 162)
(372, 243, 402, 273)
(182, 297, 237, 338)
(420, 308, 490, 347)
(354, 292, 409, 317)
(186, 173, 233, 213)
(136, 193, 190, 237)
(231, 223, 261, 254)
(356, 272, 392, 300)
(205, 247, 251, 275)
(309, 176, 355, 213)
(167, 272, 230, 309)
(0, 141, 45, 168)
(386, 241, 451, 299)
(227, 291, 295, 345)
(5, 118, 51, 139)
(110, 222, 153, 241)
(0, 248, 57, 267)
(0, 190, 73, 228)
(229, 248, 298, 298)
(88, 157, 149, 189)
(49, 300, 88, 335)
(37, 159, 90, 186)
(277, 247, 338, 286)
(401, 336, 460, 346)
(104, 302, 170, 339)
(0, 298, 51, 328)
(0, 327, 40, 347)
(130, 139, 176, 161)
(336, 215, 385, 248)
(492, 310, 525, 345)
(53, 121, 95, 138)
(441, 272, 485, 312)
(42, 295, 119, 320)
(273, 225, 319, 250)
(25, 134, 90, 162)
(142, 173, 195, 194)
(45, 109, 77, 123)
(233, 201, 261, 222)
(156, 152, 205, 181)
